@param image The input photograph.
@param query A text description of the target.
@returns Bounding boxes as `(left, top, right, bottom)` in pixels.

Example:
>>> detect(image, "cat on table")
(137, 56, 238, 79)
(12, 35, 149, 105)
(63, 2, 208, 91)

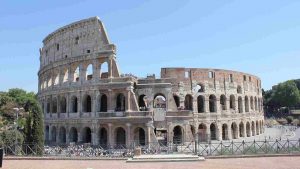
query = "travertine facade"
(38, 17, 264, 146)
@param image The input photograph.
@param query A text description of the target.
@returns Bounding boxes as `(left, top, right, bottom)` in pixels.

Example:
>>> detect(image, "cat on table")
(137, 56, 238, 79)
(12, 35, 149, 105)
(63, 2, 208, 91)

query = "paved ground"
(2, 156, 300, 169)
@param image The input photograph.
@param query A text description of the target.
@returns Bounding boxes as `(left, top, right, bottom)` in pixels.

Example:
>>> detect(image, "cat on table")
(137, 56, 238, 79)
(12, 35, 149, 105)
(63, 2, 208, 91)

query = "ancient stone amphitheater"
(38, 17, 264, 147)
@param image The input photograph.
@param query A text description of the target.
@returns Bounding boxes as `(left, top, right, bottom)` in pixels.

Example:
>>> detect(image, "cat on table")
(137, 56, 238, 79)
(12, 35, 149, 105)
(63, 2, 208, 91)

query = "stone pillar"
(243, 123, 247, 138)
(66, 126, 70, 144)
(126, 123, 131, 147)
(146, 123, 153, 144)
(108, 56, 113, 78)
(226, 99, 230, 114)
(49, 125, 52, 143)
(56, 125, 59, 143)
(68, 66, 73, 84)
(228, 124, 232, 140)
(217, 124, 222, 141)
(126, 87, 131, 111)
(108, 123, 113, 147)
(78, 92, 82, 117)
(92, 92, 97, 117)
(92, 124, 98, 145)
(236, 124, 240, 139)
(108, 89, 113, 112)
(79, 63, 86, 84)
(205, 124, 211, 142)
(205, 96, 210, 113)
(66, 93, 70, 117)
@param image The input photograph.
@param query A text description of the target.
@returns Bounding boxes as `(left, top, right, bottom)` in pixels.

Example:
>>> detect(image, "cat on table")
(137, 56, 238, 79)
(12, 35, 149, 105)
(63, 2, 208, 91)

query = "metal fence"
(2, 139, 300, 158)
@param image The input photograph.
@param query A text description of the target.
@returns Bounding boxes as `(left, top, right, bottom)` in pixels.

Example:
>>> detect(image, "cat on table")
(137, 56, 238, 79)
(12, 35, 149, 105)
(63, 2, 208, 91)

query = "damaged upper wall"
(40, 16, 115, 67)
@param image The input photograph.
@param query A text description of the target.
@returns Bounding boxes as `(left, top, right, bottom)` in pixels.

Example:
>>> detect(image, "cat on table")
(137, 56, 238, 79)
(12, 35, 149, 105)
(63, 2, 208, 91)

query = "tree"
(30, 100, 44, 155)
(272, 81, 300, 107)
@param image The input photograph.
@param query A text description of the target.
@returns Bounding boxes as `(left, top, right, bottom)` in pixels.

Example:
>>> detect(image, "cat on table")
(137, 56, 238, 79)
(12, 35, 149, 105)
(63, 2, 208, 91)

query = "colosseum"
(38, 17, 264, 147)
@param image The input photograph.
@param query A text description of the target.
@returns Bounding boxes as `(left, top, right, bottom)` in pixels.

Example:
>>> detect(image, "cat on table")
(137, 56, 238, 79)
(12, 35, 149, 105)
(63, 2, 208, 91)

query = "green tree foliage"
(272, 81, 300, 107)
(30, 100, 44, 155)
(0, 130, 24, 146)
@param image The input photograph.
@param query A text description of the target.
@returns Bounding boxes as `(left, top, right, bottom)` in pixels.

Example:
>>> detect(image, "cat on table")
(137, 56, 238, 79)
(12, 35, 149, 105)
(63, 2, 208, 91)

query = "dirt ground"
(2, 156, 300, 169)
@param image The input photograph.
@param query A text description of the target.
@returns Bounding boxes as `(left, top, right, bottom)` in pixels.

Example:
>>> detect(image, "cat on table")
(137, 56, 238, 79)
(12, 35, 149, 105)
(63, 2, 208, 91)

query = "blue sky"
(1, 0, 300, 92)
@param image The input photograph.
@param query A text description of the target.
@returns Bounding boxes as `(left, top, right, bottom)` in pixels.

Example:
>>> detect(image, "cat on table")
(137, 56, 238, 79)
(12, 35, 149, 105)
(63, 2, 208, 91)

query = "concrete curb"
(4, 156, 126, 160)
(205, 153, 300, 159)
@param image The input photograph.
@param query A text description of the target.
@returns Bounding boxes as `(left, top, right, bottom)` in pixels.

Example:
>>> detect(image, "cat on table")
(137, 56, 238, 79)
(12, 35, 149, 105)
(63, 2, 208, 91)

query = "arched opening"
(98, 128, 108, 147)
(153, 94, 166, 108)
(115, 127, 126, 146)
(230, 95, 235, 110)
(47, 78, 52, 87)
(210, 123, 217, 140)
(256, 121, 259, 135)
(238, 97, 243, 113)
(51, 126, 57, 142)
(134, 127, 146, 146)
(197, 95, 205, 113)
(198, 124, 207, 142)
(71, 96, 78, 113)
(138, 94, 147, 111)
(173, 126, 183, 144)
(54, 74, 59, 85)
(82, 127, 92, 143)
(173, 95, 180, 108)
(239, 122, 245, 137)
(69, 127, 78, 143)
(47, 98, 51, 113)
(250, 97, 254, 110)
(63, 69, 68, 83)
(52, 98, 57, 113)
(60, 97, 67, 113)
(245, 96, 249, 112)
(220, 95, 227, 111)
(237, 85, 242, 94)
(231, 123, 238, 139)
(100, 94, 107, 112)
(86, 64, 93, 80)
(246, 122, 251, 137)
(100, 62, 108, 79)
(222, 124, 229, 140)
(196, 84, 204, 92)
(209, 95, 217, 112)
(82, 95, 92, 112)
(45, 126, 49, 142)
(73, 66, 80, 82)
(251, 121, 255, 136)
(116, 93, 125, 111)
(59, 127, 66, 144)
(184, 94, 193, 110)
(255, 97, 258, 111)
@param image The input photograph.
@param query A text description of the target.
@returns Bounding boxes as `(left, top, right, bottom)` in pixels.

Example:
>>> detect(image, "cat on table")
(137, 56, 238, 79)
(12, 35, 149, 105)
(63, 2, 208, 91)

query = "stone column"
(78, 92, 82, 117)
(66, 93, 70, 117)
(228, 124, 232, 140)
(92, 92, 97, 117)
(108, 56, 113, 78)
(66, 126, 70, 144)
(205, 96, 210, 113)
(243, 123, 247, 138)
(92, 124, 98, 145)
(93, 60, 100, 81)
(68, 66, 73, 84)
(146, 122, 153, 144)
(126, 87, 131, 111)
(108, 89, 113, 112)
(56, 125, 59, 143)
(217, 124, 222, 141)
(205, 124, 211, 142)
(79, 63, 86, 84)
(126, 123, 131, 147)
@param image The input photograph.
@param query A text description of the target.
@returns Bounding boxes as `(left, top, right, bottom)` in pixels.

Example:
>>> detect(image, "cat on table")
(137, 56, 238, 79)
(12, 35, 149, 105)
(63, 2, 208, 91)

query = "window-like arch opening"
(47, 98, 51, 113)
(210, 123, 217, 140)
(153, 94, 166, 108)
(245, 96, 249, 112)
(184, 94, 193, 110)
(239, 122, 244, 137)
(246, 122, 251, 137)
(116, 93, 125, 111)
(134, 127, 146, 146)
(100, 62, 108, 79)
(173, 95, 180, 108)
(254, 97, 258, 111)
(63, 69, 68, 83)
(231, 123, 238, 139)
(251, 121, 255, 136)
(82, 127, 92, 143)
(82, 95, 92, 112)
(230, 95, 235, 110)
(222, 124, 229, 140)
(100, 94, 107, 112)
(173, 126, 183, 144)
(238, 97, 243, 113)
(54, 74, 59, 85)
(237, 85, 242, 94)
(47, 78, 52, 87)
(59, 127, 66, 144)
(60, 97, 66, 113)
(198, 124, 207, 142)
(86, 64, 93, 80)
(138, 95, 147, 111)
(209, 95, 217, 112)
(73, 66, 80, 82)
(256, 121, 259, 135)
(197, 95, 205, 113)
(69, 127, 78, 143)
(98, 128, 108, 147)
(220, 95, 227, 111)
(45, 126, 49, 142)
(52, 98, 57, 113)
(195, 84, 204, 92)
(250, 96, 254, 110)
(51, 126, 57, 142)
(71, 96, 78, 113)
(115, 127, 126, 146)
